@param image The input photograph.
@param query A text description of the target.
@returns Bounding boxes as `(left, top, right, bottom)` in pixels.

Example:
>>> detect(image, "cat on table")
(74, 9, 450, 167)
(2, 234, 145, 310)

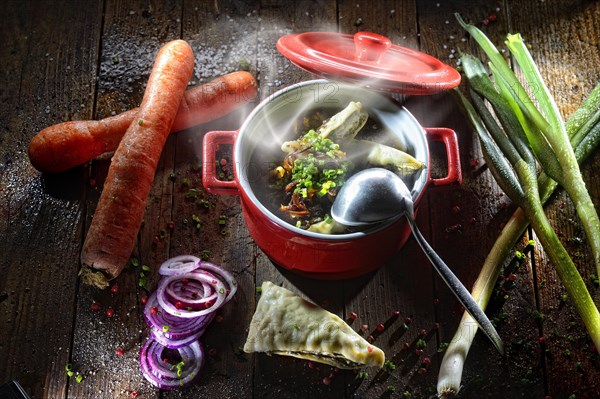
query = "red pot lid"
(276, 31, 461, 95)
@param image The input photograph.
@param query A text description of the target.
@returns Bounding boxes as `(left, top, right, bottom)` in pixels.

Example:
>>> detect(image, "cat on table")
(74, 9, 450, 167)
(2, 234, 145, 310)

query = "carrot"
(28, 71, 257, 173)
(80, 40, 195, 288)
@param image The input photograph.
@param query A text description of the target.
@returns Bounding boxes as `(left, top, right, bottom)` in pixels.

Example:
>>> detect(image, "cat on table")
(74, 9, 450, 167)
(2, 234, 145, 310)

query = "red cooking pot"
(202, 32, 462, 279)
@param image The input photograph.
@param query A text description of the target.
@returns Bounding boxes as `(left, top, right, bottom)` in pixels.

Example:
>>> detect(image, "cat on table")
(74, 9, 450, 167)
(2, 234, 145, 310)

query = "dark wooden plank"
(160, 1, 261, 398)
(0, 1, 103, 399)
(415, 1, 546, 397)
(248, 1, 357, 398)
(68, 1, 183, 398)
(336, 1, 442, 398)
(507, 1, 600, 397)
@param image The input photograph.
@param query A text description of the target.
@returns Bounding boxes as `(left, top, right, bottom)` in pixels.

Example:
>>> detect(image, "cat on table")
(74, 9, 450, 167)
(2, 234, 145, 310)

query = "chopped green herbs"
(383, 359, 396, 371)
(355, 370, 368, 379)
(291, 153, 348, 198)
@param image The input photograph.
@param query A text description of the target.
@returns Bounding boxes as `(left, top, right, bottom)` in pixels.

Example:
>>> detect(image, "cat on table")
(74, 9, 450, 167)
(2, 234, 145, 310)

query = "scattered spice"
(356, 370, 368, 379)
(200, 250, 211, 260)
(383, 359, 396, 371)
(115, 348, 125, 356)
(106, 307, 115, 318)
(139, 270, 147, 288)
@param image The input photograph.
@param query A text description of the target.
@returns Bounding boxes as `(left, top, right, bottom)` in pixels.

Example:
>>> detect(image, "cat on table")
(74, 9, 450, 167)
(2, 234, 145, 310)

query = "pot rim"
(233, 79, 430, 241)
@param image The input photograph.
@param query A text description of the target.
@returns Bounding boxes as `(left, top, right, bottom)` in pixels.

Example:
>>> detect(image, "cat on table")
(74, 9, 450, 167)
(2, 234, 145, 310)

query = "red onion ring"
(150, 327, 206, 349)
(157, 272, 227, 318)
(140, 338, 204, 390)
(194, 262, 238, 303)
(159, 255, 201, 276)
(140, 256, 237, 390)
(143, 293, 212, 340)
(163, 278, 218, 311)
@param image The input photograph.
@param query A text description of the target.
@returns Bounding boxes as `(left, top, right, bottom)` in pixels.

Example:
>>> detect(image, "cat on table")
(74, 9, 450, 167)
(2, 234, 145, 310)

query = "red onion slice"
(143, 293, 212, 340)
(157, 272, 227, 318)
(140, 338, 204, 390)
(194, 262, 238, 303)
(163, 279, 218, 311)
(140, 256, 237, 390)
(150, 327, 206, 349)
(159, 255, 201, 276)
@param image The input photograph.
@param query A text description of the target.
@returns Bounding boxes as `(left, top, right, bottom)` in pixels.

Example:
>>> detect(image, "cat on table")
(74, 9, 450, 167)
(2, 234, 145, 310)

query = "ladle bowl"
(331, 168, 505, 354)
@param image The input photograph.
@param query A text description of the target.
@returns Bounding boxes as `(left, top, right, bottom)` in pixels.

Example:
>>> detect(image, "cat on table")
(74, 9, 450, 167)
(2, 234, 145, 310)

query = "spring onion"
(437, 17, 600, 398)
(438, 94, 600, 397)
(456, 13, 600, 275)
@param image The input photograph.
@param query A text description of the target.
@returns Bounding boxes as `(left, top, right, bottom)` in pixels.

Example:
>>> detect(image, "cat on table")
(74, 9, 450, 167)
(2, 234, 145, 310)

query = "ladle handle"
(403, 202, 505, 355)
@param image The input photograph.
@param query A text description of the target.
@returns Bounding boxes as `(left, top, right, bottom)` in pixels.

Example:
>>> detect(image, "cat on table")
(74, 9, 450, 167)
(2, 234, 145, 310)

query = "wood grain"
(0, 1, 102, 399)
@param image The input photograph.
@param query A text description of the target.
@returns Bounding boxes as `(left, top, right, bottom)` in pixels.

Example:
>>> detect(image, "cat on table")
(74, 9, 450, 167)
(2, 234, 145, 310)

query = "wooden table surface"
(1, 0, 599, 398)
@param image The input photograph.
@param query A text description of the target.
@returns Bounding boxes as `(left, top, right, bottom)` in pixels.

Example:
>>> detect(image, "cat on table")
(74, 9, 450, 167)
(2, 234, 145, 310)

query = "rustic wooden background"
(1, 0, 599, 398)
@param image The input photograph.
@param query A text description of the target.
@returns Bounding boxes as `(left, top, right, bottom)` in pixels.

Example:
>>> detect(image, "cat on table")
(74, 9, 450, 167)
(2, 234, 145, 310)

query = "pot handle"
(202, 130, 240, 195)
(424, 127, 462, 186)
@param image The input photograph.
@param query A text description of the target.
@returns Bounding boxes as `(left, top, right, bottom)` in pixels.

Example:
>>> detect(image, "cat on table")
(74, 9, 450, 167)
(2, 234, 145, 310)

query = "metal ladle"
(331, 168, 505, 355)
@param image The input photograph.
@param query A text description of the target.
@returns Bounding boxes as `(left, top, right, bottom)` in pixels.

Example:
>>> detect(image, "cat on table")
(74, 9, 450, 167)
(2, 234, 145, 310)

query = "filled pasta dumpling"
(243, 281, 385, 369)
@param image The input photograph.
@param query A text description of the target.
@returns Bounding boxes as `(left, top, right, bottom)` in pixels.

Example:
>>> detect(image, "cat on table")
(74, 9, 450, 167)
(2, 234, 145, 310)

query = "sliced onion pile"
(139, 255, 237, 390)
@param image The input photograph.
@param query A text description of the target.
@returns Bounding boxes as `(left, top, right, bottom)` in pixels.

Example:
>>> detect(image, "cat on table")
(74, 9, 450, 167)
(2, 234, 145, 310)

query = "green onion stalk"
(456, 14, 600, 276)
(436, 17, 600, 398)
